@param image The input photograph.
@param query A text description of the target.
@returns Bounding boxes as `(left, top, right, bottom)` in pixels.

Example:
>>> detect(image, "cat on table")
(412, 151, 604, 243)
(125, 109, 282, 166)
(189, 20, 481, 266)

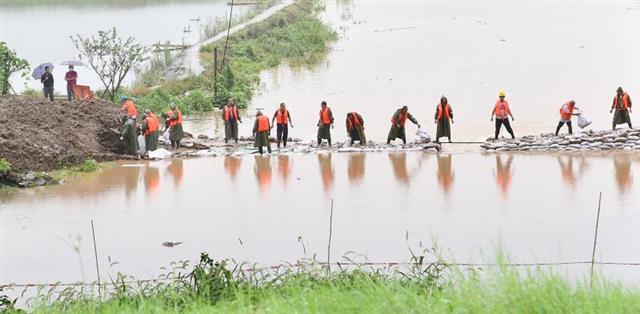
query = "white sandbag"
(148, 148, 172, 159)
(577, 114, 592, 129)
(160, 130, 170, 144)
(415, 128, 431, 143)
(137, 135, 146, 154)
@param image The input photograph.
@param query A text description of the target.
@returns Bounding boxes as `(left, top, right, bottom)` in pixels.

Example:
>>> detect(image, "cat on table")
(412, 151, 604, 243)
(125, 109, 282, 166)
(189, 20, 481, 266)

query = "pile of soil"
(0, 96, 125, 173)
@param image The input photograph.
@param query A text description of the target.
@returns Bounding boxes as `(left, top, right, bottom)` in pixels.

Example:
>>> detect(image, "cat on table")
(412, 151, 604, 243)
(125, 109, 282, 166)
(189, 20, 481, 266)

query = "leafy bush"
(0, 158, 11, 173)
(78, 159, 100, 172)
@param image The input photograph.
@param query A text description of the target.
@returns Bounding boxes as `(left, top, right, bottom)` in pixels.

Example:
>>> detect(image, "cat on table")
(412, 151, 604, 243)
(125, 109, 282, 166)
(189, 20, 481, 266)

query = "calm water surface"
(1, 151, 639, 285)
(1, 0, 247, 91)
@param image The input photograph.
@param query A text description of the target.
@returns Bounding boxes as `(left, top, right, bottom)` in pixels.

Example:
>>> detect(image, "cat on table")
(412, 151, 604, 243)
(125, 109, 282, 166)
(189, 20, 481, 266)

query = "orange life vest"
(347, 112, 362, 131)
(224, 106, 240, 121)
(168, 109, 183, 127)
(613, 93, 631, 110)
(257, 115, 270, 132)
(560, 102, 574, 121)
(320, 107, 331, 124)
(123, 100, 138, 117)
(145, 113, 159, 135)
(437, 104, 452, 120)
(391, 110, 408, 126)
(275, 109, 289, 125)
(494, 100, 510, 119)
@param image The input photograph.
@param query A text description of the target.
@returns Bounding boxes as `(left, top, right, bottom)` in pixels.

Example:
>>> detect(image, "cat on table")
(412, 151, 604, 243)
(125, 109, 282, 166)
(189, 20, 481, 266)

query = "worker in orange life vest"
(345, 112, 366, 145)
(222, 97, 242, 144)
(610, 87, 633, 130)
(387, 106, 420, 144)
(271, 102, 294, 149)
(317, 101, 334, 147)
(490, 91, 515, 139)
(555, 100, 580, 136)
(253, 111, 272, 155)
(434, 96, 454, 143)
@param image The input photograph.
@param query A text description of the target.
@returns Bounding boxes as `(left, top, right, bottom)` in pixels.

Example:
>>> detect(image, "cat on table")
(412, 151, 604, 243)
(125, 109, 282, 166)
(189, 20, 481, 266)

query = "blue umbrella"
(32, 62, 54, 80)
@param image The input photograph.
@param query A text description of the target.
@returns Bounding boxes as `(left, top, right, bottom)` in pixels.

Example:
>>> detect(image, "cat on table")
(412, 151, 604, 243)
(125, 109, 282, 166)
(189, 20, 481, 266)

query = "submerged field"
(4, 252, 640, 313)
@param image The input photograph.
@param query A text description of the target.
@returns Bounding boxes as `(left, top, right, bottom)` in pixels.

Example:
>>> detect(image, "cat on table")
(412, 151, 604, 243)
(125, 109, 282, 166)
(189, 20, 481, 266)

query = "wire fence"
(3, 259, 640, 289)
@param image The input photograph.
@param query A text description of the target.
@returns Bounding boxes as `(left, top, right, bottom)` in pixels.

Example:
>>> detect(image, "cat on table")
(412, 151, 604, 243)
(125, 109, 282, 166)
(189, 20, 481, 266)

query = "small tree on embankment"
(71, 28, 150, 101)
(0, 42, 29, 95)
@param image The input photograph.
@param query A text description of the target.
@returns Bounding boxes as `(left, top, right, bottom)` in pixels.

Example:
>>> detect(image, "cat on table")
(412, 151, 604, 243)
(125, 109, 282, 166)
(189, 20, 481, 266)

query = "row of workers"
(119, 96, 185, 156)
(119, 87, 633, 156)
(225, 87, 633, 154)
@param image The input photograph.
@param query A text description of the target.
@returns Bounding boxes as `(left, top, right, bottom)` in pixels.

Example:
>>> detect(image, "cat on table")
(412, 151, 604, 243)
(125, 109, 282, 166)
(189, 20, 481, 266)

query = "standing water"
(1, 152, 639, 285)
(1, 0, 640, 295)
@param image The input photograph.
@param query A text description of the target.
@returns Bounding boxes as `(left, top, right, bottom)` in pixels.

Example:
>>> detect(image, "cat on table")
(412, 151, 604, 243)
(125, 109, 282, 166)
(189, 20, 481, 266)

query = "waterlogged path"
(1, 151, 639, 287)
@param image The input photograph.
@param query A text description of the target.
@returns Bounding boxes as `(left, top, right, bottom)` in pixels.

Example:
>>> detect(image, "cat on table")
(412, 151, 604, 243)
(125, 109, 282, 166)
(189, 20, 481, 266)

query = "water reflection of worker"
(318, 153, 334, 193)
(348, 153, 366, 183)
(224, 155, 242, 181)
(278, 155, 292, 185)
(494, 155, 513, 198)
(557, 155, 576, 187)
(389, 153, 410, 185)
(144, 165, 160, 195)
(613, 154, 633, 193)
(436, 154, 454, 194)
(123, 164, 142, 199)
(254, 155, 272, 192)
(166, 159, 184, 187)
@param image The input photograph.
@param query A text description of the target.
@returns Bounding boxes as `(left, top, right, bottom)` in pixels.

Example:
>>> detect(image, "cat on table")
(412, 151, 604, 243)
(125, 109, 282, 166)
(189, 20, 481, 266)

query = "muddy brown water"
(1, 151, 639, 286)
(188, 1, 640, 143)
(2, 0, 640, 295)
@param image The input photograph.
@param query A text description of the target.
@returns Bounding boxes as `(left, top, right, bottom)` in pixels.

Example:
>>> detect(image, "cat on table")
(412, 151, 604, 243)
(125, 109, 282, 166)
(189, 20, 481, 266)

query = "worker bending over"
(253, 111, 272, 155)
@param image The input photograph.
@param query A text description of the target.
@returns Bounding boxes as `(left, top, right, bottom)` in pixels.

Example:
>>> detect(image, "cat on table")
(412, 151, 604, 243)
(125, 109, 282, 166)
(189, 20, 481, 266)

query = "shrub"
(78, 159, 100, 172)
(0, 158, 11, 173)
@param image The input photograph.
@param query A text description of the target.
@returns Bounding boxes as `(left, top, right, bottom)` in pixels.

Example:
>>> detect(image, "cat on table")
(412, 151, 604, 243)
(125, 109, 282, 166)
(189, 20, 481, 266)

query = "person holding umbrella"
(64, 65, 78, 101)
(40, 66, 54, 101)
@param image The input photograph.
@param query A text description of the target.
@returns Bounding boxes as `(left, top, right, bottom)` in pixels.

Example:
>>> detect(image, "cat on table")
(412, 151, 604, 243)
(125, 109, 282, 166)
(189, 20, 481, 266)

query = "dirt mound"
(0, 96, 125, 172)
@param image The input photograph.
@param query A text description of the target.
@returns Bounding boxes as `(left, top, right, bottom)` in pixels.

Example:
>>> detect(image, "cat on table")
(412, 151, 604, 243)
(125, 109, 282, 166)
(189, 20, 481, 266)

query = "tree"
(0, 42, 29, 95)
(71, 28, 149, 101)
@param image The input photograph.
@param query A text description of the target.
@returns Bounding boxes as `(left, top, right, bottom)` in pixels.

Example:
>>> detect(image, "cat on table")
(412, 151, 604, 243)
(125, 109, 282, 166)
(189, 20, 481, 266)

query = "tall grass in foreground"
(4, 252, 640, 313)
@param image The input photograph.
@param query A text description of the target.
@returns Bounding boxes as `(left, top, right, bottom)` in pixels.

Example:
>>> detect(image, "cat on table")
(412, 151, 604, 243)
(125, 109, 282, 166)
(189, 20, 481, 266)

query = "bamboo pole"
(590, 192, 603, 288)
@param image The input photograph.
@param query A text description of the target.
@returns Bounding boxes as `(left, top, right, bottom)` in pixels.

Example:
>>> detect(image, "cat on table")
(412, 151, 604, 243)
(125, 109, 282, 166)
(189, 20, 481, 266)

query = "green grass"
(125, 0, 337, 114)
(6, 252, 640, 313)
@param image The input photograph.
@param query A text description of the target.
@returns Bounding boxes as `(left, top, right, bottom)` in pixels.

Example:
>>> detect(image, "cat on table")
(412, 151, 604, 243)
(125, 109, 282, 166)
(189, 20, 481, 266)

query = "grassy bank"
(125, 0, 336, 115)
(5, 253, 640, 313)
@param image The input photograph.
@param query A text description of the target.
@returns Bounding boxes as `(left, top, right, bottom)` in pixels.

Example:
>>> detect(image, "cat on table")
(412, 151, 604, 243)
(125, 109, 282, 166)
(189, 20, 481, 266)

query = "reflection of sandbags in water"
(138, 135, 146, 154)
(577, 115, 592, 129)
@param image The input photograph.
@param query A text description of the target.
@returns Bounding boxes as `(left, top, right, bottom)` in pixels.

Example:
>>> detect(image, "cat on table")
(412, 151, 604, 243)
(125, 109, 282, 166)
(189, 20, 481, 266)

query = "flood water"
(1, 0, 248, 92)
(2, 0, 640, 294)
(1, 151, 639, 286)
(196, 0, 640, 142)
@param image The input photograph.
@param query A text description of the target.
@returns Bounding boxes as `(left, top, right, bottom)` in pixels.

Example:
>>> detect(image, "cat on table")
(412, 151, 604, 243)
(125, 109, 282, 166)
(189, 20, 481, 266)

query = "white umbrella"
(60, 60, 86, 66)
